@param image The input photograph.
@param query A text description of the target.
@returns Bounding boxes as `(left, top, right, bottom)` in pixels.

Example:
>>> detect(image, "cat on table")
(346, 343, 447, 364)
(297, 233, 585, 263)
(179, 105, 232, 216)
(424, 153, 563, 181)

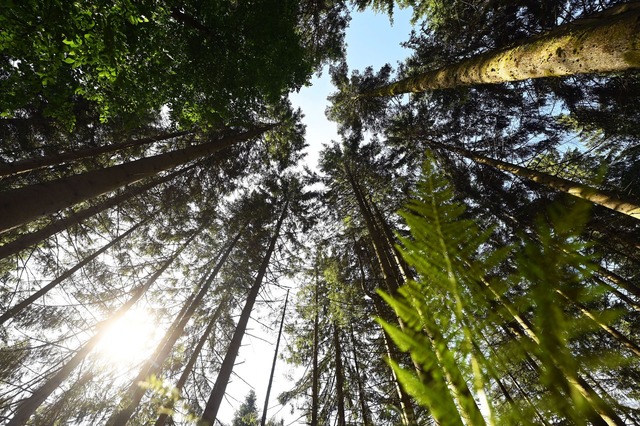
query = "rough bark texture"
(364, 3, 640, 97)
(0, 125, 273, 234)
(200, 201, 288, 426)
(434, 142, 640, 220)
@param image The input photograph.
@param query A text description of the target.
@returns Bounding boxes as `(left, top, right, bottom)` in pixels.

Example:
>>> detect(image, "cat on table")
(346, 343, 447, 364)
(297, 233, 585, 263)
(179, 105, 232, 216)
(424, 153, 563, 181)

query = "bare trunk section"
(434, 142, 640, 220)
(105, 230, 242, 426)
(0, 164, 196, 260)
(0, 218, 147, 326)
(6, 229, 198, 426)
(311, 268, 320, 426)
(200, 201, 288, 425)
(0, 131, 191, 178)
(0, 125, 274, 233)
(260, 289, 289, 426)
(349, 323, 372, 426)
(333, 324, 346, 426)
(155, 294, 231, 426)
(363, 3, 640, 97)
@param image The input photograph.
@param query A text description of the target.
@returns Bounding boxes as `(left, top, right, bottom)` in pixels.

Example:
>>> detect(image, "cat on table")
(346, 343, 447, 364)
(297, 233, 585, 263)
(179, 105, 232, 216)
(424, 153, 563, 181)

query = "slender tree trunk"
(362, 3, 640, 97)
(105, 231, 242, 426)
(349, 323, 372, 426)
(311, 267, 320, 426)
(200, 201, 289, 426)
(0, 164, 196, 260)
(0, 131, 192, 178)
(433, 142, 640, 220)
(0, 125, 274, 233)
(6, 229, 196, 426)
(260, 289, 289, 426)
(0, 219, 147, 326)
(333, 323, 346, 426)
(155, 293, 231, 426)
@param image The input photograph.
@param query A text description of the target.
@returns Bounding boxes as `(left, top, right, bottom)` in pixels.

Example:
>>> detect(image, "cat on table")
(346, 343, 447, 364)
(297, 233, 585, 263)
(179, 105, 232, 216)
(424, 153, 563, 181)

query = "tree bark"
(105, 230, 242, 426)
(0, 125, 274, 234)
(260, 289, 289, 426)
(5, 229, 197, 426)
(200, 200, 288, 426)
(333, 323, 346, 426)
(434, 142, 640, 220)
(311, 267, 320, 426)
(349, 323, 372, 426)
(0, 131, 191, 178)
(0, 218, 146, 326)
(362, 3, 640, 97)
(0, 163, 196, 260)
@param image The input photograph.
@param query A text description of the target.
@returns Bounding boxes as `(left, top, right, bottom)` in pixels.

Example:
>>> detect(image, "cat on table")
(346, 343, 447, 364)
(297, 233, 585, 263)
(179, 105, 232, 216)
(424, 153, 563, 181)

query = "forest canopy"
(1, 1, 640, 425)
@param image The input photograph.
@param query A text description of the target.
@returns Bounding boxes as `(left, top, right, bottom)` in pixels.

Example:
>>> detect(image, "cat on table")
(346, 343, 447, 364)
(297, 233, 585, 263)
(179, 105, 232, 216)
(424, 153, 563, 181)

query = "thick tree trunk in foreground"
(5, 229, 198, 426)
(0, 219, 146, 326)
(200, 201, 288, 426)
(434, 142, 640, 220)
(106, 231, 242, 426)
(0, 131, 191, 178)
(363, 3, 640, 97)
(0, 125, 273, 234)
(0, 164, 196, 260)
(260, 289, 289, 426)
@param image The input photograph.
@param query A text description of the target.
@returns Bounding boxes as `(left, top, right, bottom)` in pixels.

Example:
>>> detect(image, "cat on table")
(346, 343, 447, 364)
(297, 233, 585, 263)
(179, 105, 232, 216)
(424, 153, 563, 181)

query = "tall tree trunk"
(105, 230, 242, 426)
(260, 289, 289, 426)
(155, 293, 231, 426)
(0, 218, 147, 326)
(349, 323, 372, 426)
(311, 267, 320, 426)
(0, 163, 196, 260)
(5, 229, 196, 426)
(333, 323, 346, 426)
(200, 201, 289, 426)
(0, 131, 191, 178)
(0, 125, 274, 233)
(434, 142, 640, 220)
(362, 3, 640, 97)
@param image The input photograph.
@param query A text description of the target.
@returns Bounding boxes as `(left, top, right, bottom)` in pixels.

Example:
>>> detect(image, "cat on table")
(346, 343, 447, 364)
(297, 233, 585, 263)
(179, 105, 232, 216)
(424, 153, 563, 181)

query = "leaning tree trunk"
(433, 142, 640, 220)
(106, 230, 242, 426)
(361, 3, 640, 97)
(0, 163, 197, 260)
(154, 293, 231, 426)
(0, 125, 274, 233)
(200, 200, 288, 426)
(0, 130, 191, 178)
(5, 228, 200, 426)
(0, 218, 147, 326)
(260, 289, 289, 426)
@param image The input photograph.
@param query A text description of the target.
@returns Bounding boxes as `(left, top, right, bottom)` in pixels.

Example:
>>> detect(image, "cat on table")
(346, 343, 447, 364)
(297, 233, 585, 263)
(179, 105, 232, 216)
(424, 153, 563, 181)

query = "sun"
(94, 307, 162, 366)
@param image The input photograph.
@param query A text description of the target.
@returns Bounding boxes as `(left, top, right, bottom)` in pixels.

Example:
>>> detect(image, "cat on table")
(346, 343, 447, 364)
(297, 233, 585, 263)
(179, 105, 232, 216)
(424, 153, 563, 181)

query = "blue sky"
(215, 8, 417, 426)
(290, 7, 415, 170)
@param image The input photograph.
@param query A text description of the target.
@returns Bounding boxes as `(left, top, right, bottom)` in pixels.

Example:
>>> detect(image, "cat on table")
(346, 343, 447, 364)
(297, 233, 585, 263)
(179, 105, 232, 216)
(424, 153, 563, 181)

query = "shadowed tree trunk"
(0, 218, 147, 326)
(105, 230, 243, 426)
(311, 270, 320, 426)
(361, 3, 640, 97)
(0, 163, 197, 260)
(200, 200, 289, 425)
(5, 227, 200, 426)
(0, 131, 191, 177)
(260, 289, 289, 426)
(432, 142, 640, 220)
(333, 323, 346, 426)
(0, 125, 274, 233)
